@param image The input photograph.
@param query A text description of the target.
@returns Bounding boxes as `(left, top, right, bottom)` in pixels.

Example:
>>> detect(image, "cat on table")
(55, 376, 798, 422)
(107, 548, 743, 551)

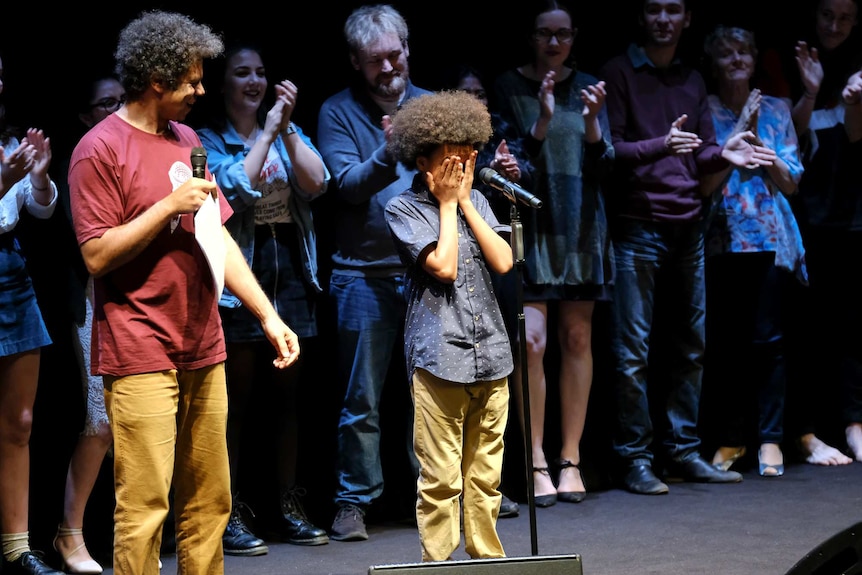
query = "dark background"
(3, 0, 830, 566)
(4, 0, 798, 161)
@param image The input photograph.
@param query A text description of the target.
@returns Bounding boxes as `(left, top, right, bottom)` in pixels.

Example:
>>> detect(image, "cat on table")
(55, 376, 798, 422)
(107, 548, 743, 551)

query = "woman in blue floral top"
(701, 25, 806, 478)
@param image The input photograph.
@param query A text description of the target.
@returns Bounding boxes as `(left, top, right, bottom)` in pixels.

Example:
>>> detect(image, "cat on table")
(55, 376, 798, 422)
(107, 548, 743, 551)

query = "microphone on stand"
(478, 167, 543, 209)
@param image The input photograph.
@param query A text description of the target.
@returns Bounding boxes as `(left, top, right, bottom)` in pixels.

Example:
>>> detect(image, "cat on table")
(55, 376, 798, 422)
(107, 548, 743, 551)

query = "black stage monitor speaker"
(785, 521, 862, 575)
(369, 554, 583, 575)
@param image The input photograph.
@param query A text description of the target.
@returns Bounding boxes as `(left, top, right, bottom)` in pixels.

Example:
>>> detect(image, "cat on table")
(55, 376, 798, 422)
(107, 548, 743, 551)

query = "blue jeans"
(610, 219, 705, 465)
(329, 272, 413, 508)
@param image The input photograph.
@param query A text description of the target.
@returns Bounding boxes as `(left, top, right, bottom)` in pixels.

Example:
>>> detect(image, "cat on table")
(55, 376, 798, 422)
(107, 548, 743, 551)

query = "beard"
(370, 73, 407, 99)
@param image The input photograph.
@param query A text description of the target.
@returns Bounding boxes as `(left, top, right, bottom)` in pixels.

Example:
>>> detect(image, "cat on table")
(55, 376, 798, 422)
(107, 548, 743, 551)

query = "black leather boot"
(278, 487, 329, 546)
(223, 496, 269, 556)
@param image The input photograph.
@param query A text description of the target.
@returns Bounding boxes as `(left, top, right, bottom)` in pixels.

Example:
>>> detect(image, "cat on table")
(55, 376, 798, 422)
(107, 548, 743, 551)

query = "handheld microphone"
(191, 146, 207, 179)
(478, 167, 543, 209)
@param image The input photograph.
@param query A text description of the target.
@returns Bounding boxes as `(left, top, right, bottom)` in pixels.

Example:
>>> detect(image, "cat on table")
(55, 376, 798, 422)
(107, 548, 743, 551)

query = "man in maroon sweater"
(600, 0, 776, 495)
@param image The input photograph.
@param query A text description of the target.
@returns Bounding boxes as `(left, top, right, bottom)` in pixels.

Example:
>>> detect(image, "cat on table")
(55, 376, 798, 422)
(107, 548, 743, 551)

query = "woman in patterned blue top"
(701, 25, 806, 478)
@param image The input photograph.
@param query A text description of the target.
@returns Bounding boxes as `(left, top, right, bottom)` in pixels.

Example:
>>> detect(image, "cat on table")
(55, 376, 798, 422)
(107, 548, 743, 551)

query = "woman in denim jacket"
(196, 43, 330, 552)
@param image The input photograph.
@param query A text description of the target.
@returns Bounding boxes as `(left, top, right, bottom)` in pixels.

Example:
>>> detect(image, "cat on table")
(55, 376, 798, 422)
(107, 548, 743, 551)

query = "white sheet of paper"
(194, 193, 225, 295)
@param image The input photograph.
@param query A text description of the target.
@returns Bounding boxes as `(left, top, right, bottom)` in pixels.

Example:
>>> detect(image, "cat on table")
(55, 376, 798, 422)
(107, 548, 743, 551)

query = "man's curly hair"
(114, 10, 224, 100)
(387, 90, 492, 169)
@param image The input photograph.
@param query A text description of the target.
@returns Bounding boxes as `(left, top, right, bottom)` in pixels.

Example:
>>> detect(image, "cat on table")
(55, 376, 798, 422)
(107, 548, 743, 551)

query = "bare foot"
(845, 423, 862, 462)
(798, 433, 852, 465)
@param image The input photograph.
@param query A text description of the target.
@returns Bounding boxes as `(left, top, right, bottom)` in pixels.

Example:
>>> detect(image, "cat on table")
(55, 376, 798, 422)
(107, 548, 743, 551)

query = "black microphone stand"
(508, 201, 539, 556)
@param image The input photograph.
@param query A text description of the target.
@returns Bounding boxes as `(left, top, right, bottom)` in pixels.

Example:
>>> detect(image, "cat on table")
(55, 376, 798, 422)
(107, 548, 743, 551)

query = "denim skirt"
(220, 223, 317, 342)
(0, 234, 52, 357)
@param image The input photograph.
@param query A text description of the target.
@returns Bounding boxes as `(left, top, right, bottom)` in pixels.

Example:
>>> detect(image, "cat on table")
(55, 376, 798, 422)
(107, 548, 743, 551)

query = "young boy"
(384, 91, 514, 562)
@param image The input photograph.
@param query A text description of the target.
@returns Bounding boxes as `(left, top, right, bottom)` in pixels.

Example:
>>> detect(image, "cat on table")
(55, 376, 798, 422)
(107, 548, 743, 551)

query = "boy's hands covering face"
(425, 147, 477, 207)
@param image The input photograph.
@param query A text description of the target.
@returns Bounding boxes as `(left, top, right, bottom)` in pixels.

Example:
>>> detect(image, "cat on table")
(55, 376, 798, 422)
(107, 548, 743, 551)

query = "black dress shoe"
(670, 455, 743, 483)
(499, 494, 520, 518)
(3, 551, 65, 575)
(623, 460, 669, 495)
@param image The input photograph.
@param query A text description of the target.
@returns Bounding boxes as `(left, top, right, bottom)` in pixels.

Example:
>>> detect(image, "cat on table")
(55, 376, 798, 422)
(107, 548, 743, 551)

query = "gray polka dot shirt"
(385, 179, 514, 385)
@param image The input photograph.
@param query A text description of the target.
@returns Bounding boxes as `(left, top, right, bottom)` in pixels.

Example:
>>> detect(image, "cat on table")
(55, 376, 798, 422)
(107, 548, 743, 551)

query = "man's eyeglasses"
(90, 96, 126, 112)
(533, 28, 576, 44)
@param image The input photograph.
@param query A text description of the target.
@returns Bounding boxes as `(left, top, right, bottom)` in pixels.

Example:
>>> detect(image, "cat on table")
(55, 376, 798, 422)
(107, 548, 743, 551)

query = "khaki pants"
(105, 365, 231, 575)
(412, 368, 509, 562)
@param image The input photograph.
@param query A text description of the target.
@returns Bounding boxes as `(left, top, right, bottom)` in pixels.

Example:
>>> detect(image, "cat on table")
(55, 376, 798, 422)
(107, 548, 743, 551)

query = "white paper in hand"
(194, 193, 225, 295)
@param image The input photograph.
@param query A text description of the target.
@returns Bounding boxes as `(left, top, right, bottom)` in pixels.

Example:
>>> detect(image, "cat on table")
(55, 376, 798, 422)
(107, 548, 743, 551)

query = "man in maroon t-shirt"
(69, 11, 300, 575)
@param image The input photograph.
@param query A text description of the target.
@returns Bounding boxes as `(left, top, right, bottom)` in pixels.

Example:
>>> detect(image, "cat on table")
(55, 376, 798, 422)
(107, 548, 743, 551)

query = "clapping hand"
(539, 70, 556, 121)
(25, 128, 52, 178)
(274, 80, 298, 131)
(0, 139, 36, 195)
(264, 99, 287, 139)
(264, 80, 299, 139)
(795, 41, 823, 99)
(842, 69, 862, 105)
(723, 130, 776, 169)
(733, 89, 762, 144)
(382, 115, 394, 143)
(492, 139, 521, 182)
(664, 114, 702, 154)
(581, 80, 606, 119)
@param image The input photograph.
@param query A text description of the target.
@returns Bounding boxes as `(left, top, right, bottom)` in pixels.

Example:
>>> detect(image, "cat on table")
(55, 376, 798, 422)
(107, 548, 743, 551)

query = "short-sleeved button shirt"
(385, 177, 513, 384)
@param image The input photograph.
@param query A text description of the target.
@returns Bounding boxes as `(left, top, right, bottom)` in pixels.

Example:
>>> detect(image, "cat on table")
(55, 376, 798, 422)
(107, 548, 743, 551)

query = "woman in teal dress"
(493, 0, 614, 506)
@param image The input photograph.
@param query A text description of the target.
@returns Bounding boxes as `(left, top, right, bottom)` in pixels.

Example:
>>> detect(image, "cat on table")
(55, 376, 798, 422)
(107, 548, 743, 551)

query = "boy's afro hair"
(387, 90, 492, 167)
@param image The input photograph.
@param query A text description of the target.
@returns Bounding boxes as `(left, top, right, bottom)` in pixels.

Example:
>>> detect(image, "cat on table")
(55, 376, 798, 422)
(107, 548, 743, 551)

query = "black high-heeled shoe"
(532, 467, 557, 507)
(556, 459, 586, 503)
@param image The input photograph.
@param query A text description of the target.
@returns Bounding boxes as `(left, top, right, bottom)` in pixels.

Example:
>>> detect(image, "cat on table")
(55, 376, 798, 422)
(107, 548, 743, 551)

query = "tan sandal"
(53, 526, 103, 574)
